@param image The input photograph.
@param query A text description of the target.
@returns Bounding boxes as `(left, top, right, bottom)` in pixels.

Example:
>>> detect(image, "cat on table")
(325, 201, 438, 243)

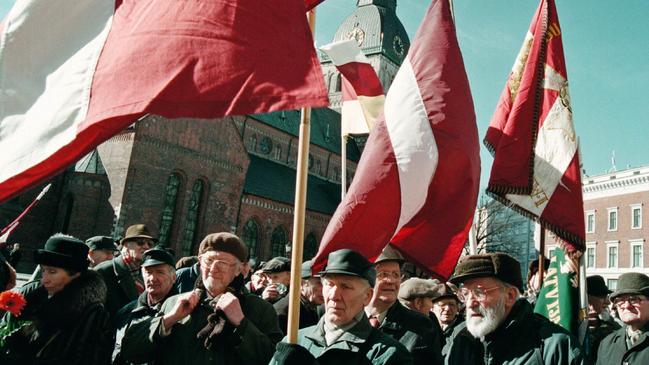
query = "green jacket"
(595, 323, 649, 365)
(270, 315, 413, 365)
(446, 299, 583, 365)
(121, 289, 283, 365)
(94, 255, 141, 318)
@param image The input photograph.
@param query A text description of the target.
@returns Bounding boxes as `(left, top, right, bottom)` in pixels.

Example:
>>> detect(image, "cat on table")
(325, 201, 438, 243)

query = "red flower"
(0, 291, 27, 317)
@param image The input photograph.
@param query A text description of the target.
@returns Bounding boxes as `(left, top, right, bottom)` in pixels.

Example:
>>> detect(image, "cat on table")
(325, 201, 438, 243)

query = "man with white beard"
(445, 253, 583, 365)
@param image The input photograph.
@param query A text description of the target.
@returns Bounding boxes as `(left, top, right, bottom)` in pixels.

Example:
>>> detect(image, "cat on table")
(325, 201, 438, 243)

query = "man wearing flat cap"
(596, 272, 649, 365)
(114, 247, 178, 364)
(270, 248, 412, 365)
(122, 232, 282, 365)
(273, 259, 324, 334)
(261, 256, 291, 303)
(85, 235, 119, 268)
(446, 252, 582, 365)
(95, 224, 156, 317)
(585, 275, 619, 364)
(365, 245, 443, 365)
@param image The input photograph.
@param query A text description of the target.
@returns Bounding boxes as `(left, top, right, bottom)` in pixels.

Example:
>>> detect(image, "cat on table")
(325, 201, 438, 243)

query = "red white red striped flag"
(320, 40, 385, 136)
(0, 0, 328, 204)
(484, 0, 585, 252)
(312, 0, 480, 279)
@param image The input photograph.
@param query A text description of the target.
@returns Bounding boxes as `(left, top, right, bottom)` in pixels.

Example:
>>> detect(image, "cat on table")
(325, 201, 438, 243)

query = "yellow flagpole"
(286, 8, 316, 344)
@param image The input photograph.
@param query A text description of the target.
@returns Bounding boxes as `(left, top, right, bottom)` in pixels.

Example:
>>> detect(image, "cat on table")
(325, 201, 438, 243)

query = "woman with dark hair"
(0, 234, 113, 364)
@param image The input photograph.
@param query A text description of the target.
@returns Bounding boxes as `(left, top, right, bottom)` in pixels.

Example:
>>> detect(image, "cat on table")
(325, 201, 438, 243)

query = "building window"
(159, 173, 182, 246)
(631, 240, 643, 268)
(271, 226, 288, 258)
(586, 245, 596, 268)
(303, 233, 318, 260)
(586, 211, 595, 233)
(607, 242, 618, 268)
(274, 145, 282, 161)
(248, 134, 257, 151)
(631, 205, 642, 229)
(607, 279, 618, 291)
(607, 208, 618, 231)
(242, 219, 259, 258)
(181, 180, 205, 257)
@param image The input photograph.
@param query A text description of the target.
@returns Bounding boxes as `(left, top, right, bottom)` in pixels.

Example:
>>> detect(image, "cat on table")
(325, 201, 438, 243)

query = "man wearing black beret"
(446, 252, 582, 365)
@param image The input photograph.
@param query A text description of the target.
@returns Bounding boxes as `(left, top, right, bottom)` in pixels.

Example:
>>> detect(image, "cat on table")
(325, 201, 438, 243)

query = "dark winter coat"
(0, 270, 113, 365)
(95, 255, 141, 318)
(273, 295, 322, 335)
(378, 301, 443, 365)
(175, 263, 199, 294)
(585, 317, 619, 364)
(445, 299, 583, 365)
(269, 314, 413, 365)
(595, 323, 649, 365)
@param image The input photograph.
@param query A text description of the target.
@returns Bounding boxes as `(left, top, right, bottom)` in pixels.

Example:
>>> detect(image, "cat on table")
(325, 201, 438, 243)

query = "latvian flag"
(320, 40, 385, 136)
(312, 0, 480, 279)
(484, 0, 585, 252)
(0, 0, 328, 204)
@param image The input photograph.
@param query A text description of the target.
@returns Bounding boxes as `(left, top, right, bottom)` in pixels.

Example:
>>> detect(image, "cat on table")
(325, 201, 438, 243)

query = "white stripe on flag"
(384, 58, 439, 233)
(0, 0, 113, 184)
(320, 39, 370, 66)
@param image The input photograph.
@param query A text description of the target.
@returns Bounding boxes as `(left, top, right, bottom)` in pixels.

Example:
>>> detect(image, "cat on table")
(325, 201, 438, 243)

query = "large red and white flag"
(484, 0, 585, 252)
(0, 0, 328, 203)
(312, 0, 480, 279)
(320, 40, 385, 136)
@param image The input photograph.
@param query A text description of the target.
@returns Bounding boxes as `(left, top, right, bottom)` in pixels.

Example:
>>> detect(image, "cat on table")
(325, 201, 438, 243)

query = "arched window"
(271, 226, 288, 258)
(304, 233, 318, 260)
(159, 173, 182, 246)
(181, 179, 205, 256)
(242, 219, 259, 258)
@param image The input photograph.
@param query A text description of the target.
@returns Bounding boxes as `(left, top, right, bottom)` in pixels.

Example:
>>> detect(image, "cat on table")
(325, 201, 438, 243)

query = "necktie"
(630, 333, 641, 346)
(369, 316, 380, 328)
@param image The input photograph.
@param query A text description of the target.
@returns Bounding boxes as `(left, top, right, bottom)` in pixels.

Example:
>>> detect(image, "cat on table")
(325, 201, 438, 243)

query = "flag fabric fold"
(312, 0, 480, 279)
(320, 40, 385, 136)
(484, 0, 585, 252)
(0, 0, 328, 203)
(304, 0, 325, 12)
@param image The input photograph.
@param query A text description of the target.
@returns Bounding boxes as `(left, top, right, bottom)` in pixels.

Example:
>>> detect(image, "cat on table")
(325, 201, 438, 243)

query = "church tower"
(321, 0, 410, 110)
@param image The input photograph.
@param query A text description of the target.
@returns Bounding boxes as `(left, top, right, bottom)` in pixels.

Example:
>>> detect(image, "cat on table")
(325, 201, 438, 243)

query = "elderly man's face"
(199, 251, 242, 296)
(322, 274, 373, 326)
(301, 277, 324, 305)
(588, 295, 608, 317)
(373, 261, 401, 305)
(142, 264, 176, 304)
(460, 277, 518, 339)
(123, 238, 154, 262)
(433, 297, 459, 326)
(613, 294, 649, 327)
(88, 249, 114, 267)
(267, 271, 290, 286)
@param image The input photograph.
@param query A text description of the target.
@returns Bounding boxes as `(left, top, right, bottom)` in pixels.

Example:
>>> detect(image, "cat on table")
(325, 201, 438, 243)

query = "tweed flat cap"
(398, 278, 438, 300)
(450, 253, 523, 291)
(262, 257, 291, 273)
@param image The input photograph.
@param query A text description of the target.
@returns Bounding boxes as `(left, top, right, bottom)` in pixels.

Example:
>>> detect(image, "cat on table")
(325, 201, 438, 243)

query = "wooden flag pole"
(286, 9, 316, 344)
(537, 225, 546, 289)
(341, 135, 347, 199)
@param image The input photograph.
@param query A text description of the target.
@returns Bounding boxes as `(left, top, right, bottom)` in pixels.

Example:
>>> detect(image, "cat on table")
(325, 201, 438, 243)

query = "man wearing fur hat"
(121, 232, 282, 365)
(596, 272, 649, 365)
(95, 224, 156, 317)
(365, 245, 443, 365)
(445, 252, 583, 365)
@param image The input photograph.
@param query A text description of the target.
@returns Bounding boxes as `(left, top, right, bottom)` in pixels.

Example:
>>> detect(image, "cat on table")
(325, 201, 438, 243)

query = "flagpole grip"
(286, 9, 316, 345)
(538, 225, 546, 288)
(341, 135, 347, 199)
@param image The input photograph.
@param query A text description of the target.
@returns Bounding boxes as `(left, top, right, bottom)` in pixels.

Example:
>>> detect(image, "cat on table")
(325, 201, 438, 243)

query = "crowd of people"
(0, 224, 648, 364)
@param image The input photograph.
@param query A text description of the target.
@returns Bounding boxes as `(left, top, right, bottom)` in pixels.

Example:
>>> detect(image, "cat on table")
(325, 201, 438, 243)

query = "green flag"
(534, 247, 581, 334)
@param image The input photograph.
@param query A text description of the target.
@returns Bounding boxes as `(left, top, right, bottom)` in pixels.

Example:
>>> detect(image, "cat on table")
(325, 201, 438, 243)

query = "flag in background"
(0, 0, 328, 204)
(484, 0, 585, 253)
(320, 39, 385, 136)
(312, 0, 480, 279)
(0, 184, 51, 245)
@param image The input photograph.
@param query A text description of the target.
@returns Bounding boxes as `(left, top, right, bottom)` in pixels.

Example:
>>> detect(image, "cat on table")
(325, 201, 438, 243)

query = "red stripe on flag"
(336, 62, 385, 98)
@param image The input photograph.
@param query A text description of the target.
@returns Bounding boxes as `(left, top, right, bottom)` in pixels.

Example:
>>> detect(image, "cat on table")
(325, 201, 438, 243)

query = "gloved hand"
(273, 342, 319, 365)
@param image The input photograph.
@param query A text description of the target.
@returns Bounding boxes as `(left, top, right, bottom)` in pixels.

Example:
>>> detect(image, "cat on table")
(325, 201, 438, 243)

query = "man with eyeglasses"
(596, 272, 649, 365)
(122, 232, 282, 365)
(95, 223, 157, 317)
(365, 245, 443, 365)
(446, 252, 582, 365)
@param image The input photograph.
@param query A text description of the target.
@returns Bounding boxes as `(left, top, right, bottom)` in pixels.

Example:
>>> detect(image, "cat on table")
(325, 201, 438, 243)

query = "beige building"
(546, 165, 649, 290)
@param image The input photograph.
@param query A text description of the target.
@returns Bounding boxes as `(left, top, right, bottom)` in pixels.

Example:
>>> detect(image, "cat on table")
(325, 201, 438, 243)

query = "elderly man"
(260, 256, 291, 303)
(429, 283, 462, 357)
(85, 235, 119, 268)
(269, 248, 412, 365)
(114, 247, 178, 364)
(596, 272, 649, 364)
(274, 259, 324, 334)
(95, 224, 156, 316)
(121, 232, 282, 365)
(365, 246, 443, 365)
(585, 275, 619, 364)
(398, 277, 439, 315)
(446, 252, 582, 365)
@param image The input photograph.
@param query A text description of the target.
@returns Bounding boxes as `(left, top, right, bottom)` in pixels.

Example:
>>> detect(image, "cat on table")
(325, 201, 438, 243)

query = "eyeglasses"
(376, 271, 401, 281)
(133, 239, 154, 247)
(201, 257, 237, 271)
(613, 295, 646, 309)
(456, 285, 502, 303)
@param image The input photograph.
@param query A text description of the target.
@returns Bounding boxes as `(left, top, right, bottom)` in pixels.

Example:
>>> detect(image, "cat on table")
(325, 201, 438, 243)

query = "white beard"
(466, 297, 506, 339)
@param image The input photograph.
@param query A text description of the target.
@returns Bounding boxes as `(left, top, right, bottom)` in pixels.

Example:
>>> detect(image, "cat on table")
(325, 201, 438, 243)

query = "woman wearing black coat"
(0, 233, 113, 365)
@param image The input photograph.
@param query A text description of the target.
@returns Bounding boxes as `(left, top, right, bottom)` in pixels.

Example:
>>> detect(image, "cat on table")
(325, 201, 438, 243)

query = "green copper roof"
(243, 154, 341, 215)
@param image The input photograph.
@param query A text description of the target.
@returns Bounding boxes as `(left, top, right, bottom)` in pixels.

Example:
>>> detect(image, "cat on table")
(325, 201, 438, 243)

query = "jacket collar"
(306, 313, 374, 354)
(483, 298, 531, 344)
(113, 255, 139, 298)
(133, 285, 179, 312)
(380, 300, 406, 331)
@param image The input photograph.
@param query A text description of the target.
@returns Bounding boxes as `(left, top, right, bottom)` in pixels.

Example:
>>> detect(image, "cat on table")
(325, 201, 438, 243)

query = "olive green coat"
(595, 323, 649, 365)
